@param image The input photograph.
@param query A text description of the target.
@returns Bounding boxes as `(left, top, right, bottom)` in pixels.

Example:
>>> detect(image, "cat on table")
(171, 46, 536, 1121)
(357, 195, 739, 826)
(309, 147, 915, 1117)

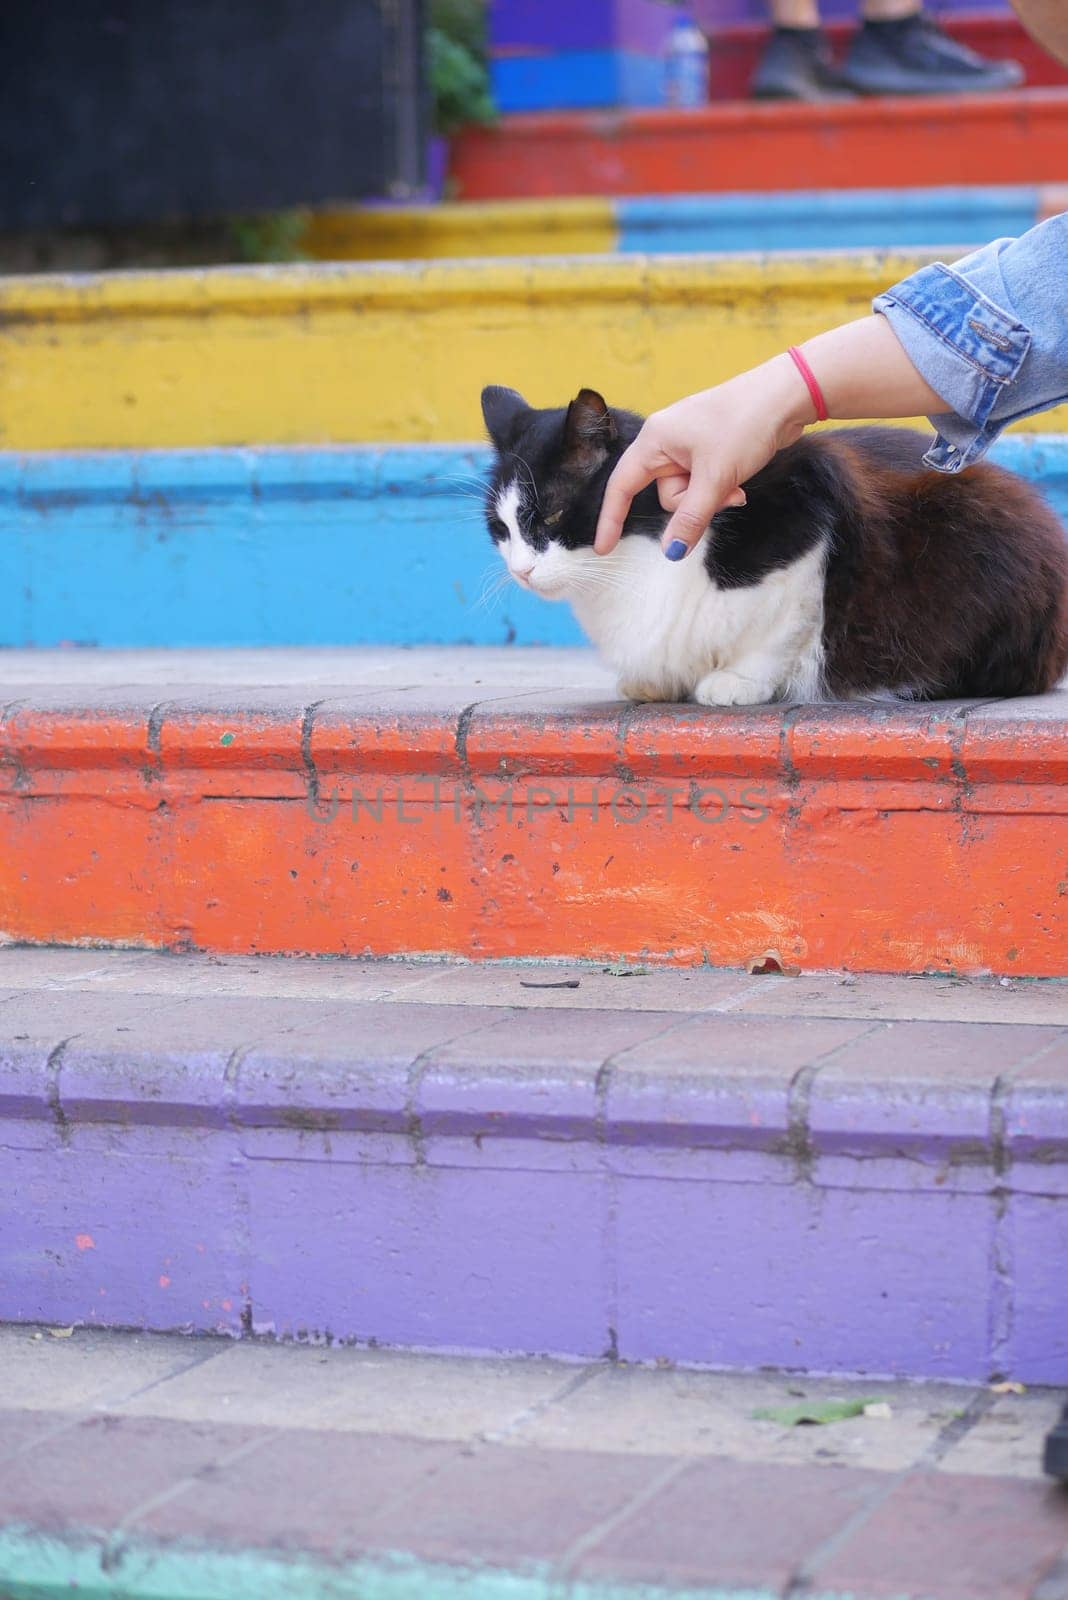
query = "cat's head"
(481, 385, 652, 600)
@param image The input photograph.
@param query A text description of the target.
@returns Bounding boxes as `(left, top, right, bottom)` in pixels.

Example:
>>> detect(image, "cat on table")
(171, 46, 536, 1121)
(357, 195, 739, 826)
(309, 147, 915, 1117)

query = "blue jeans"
(873, 212, 1068, 469)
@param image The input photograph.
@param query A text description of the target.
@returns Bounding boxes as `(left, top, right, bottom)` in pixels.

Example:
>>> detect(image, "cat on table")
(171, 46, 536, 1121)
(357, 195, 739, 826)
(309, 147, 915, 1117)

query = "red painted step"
(706, 13, 1068, 101)
(2, 649, 1067, 976)
(449, 88, 1068, 201)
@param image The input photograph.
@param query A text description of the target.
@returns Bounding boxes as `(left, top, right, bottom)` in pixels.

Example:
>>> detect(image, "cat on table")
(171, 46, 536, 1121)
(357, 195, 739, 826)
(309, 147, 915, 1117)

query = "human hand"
(595, 353, 814, 560)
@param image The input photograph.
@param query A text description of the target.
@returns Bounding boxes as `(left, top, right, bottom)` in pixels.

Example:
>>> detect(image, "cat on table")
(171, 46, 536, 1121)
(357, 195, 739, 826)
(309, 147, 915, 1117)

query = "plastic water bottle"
(664, 8, 709, 109)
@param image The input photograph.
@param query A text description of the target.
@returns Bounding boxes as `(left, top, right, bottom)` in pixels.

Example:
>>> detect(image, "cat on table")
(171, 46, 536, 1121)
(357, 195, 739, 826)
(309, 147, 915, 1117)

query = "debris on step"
(746, 950, 801, 977)
(753, 1397, 884, 1426)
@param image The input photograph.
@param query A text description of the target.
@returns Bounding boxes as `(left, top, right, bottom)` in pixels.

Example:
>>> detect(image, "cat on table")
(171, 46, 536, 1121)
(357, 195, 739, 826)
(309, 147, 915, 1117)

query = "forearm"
(693, 313, 949, 456)
(793, 314, 951, 423)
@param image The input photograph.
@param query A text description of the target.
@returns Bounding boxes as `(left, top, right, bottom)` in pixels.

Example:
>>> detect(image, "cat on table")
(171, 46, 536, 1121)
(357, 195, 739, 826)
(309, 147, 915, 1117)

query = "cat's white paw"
(618, 678, 680, 704)
(693, 669, 773, 707)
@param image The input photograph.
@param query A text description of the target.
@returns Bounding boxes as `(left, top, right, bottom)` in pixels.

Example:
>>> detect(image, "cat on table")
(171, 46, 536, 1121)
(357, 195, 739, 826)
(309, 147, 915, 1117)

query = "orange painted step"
(1, 649, 1066, 977)
(449, 89, 1068, 201)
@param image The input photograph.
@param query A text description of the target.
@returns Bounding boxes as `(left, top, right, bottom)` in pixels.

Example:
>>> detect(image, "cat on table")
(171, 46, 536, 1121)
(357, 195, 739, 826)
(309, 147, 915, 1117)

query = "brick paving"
(0, 1327, 1065, 1597)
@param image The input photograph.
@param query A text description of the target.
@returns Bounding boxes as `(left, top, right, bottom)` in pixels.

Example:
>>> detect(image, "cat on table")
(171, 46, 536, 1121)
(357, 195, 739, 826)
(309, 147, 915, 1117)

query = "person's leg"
(769, 0, 820, 25)
(862, 0, 922, 19)
(751, 0, 850, 100)
(844, 0, 1025, 93)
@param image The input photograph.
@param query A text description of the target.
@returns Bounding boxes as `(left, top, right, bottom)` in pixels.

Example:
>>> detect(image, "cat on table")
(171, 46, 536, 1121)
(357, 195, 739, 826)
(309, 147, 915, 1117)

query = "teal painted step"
(1, 436, 1066, 648)
(0, 1529, 765, 1600)
(616, 185, 1042, 254)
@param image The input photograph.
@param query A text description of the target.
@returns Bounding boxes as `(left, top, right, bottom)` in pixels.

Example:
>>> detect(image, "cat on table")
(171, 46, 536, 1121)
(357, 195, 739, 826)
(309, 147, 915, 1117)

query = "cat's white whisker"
(440, 475, 492, 495)
(472, 564, 512, 614)
(511, 453, 540, 510)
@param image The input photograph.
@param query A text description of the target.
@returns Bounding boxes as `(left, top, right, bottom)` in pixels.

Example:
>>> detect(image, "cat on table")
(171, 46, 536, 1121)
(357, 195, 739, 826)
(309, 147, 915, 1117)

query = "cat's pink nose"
(510, 561, 535, 581)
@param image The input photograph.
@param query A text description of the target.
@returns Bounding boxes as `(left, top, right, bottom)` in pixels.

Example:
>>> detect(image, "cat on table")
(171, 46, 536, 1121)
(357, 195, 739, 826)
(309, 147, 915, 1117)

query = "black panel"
(0, 0, 426, 229)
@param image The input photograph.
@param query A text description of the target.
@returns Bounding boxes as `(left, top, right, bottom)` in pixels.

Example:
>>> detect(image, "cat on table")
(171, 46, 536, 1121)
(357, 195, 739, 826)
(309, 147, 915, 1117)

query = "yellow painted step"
(4, 252, 1065, 449)
(301, 198, 616, 261)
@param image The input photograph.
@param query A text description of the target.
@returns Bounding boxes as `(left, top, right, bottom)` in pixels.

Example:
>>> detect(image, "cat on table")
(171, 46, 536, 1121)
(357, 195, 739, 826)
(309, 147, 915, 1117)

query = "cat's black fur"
(482, 384, 1068, 700)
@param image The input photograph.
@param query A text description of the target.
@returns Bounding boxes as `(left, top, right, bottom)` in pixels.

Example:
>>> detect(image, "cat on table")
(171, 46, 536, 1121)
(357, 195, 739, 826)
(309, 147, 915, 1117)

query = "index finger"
(594, 442, 660, 555)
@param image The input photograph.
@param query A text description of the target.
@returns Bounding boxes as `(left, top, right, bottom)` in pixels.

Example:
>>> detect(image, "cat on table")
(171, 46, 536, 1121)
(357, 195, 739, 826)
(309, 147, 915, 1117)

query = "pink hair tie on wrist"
(787, 346, 829, 424)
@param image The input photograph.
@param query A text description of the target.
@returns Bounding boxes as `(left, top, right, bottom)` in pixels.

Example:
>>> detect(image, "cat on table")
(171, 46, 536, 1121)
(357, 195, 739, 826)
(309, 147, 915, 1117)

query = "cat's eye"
(488, 518, 507, 539)
(544, 510, 563, 527)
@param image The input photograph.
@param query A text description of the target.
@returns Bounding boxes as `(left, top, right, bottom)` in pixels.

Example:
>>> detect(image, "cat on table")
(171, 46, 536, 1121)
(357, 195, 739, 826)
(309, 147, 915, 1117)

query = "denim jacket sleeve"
(871, 211, 1068, 470)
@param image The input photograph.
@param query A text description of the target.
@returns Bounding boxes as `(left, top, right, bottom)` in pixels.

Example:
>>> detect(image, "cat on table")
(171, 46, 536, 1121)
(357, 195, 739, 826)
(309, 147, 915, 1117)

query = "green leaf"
(753, 1397, 883, 1427)
(427, 27, 496, 135)
(602, 964, 650, 977)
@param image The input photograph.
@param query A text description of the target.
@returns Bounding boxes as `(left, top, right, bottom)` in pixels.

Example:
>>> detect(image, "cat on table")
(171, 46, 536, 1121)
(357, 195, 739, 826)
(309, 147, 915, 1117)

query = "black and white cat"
(481, 384, 1068, 705)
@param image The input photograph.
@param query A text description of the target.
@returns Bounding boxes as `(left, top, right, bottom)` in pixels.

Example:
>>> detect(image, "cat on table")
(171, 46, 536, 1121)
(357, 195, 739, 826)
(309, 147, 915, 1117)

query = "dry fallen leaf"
(746, 950, 801, 977)
(863, 1402, 893, 1420)
(47, 1326, 74, 1339)
(990, 1380, 1026, 1395)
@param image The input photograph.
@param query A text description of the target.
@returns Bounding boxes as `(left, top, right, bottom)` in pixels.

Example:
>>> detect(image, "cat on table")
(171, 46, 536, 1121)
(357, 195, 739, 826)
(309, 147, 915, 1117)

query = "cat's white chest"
(569, 535, 827, 705)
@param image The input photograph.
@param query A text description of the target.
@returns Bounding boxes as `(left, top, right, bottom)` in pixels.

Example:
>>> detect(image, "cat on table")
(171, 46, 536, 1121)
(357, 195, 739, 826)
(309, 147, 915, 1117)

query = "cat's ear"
(481, 386, 528, 450)
(564, 388, 617, 466)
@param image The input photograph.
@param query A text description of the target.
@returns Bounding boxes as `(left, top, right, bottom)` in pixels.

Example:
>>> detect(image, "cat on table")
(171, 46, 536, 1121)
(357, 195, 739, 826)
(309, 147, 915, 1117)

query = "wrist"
(763, 351, 819, 439)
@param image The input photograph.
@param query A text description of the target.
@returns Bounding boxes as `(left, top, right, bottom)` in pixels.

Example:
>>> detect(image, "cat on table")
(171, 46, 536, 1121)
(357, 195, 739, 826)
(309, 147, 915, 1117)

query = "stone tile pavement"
(3, 943, 1067, 1024)
(1, 1325, 1066, 1599)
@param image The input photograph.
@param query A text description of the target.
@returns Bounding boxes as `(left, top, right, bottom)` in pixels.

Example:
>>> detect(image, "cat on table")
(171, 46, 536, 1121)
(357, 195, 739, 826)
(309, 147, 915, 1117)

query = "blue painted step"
(1, 435, 1065, 648)
(616, 186, 1042, 254)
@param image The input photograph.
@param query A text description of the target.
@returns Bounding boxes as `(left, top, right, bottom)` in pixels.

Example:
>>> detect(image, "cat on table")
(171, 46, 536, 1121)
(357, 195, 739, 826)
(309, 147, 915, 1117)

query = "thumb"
(660, 477, 744, 561)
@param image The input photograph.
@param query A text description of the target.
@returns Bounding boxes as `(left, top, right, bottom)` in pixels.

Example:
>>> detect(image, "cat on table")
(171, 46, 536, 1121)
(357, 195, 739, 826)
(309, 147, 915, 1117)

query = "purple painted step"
(1, 951, 1066, 1381)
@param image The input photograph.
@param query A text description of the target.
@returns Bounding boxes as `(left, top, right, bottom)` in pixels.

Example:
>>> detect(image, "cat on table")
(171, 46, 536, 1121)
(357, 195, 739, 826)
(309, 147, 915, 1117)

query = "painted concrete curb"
(0, 434, 1064, 648)
(2, 991, 1065, 1374)
(9, 251, 1068, 449)
(449, 89, 1068, 202)
(302, 186, 1045, 262)
(2, 677, 1068, 975)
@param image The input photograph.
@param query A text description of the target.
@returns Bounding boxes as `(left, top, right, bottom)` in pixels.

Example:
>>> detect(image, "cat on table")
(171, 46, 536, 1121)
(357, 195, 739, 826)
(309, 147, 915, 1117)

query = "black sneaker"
(751, 27, 853, 101)
(1045, 1401, 1068, 1481)
(841, 13, 1025, 95)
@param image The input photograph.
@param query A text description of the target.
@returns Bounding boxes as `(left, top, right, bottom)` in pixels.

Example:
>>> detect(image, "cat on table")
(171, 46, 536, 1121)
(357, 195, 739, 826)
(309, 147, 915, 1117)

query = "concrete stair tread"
(0, 644, 614, 694)
(1, 1330, 1065, 1600)
(2, 946, 1065, 1129)
(0, 635, 1064, 706)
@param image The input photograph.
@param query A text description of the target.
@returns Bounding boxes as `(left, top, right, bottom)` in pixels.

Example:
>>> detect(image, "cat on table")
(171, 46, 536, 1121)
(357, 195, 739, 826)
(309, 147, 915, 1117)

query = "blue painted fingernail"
(664, 539, 688, 562)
